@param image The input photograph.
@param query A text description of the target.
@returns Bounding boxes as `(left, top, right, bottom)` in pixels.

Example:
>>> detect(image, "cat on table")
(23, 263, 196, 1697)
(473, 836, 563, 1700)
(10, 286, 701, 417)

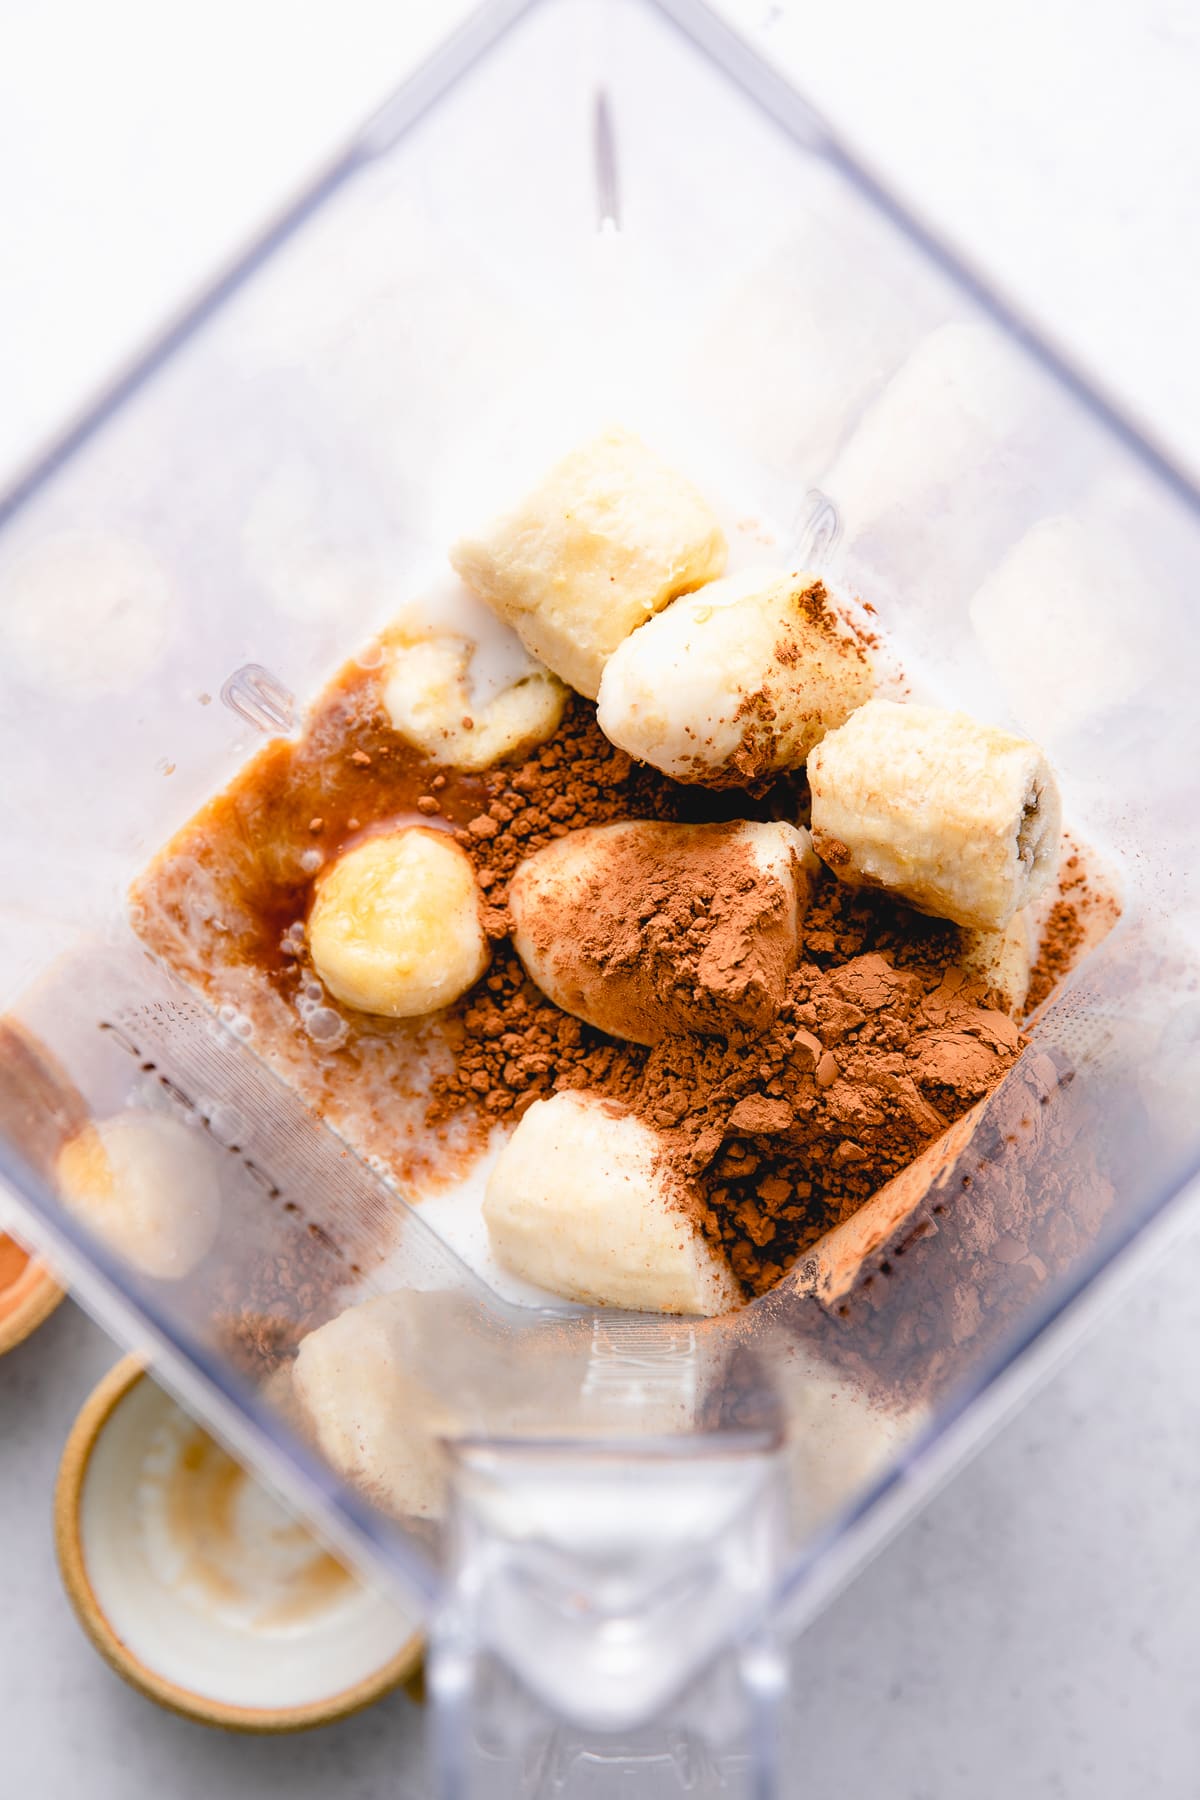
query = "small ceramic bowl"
(0, 1234, 65, 1357)
(55, 1356, 423, 1731)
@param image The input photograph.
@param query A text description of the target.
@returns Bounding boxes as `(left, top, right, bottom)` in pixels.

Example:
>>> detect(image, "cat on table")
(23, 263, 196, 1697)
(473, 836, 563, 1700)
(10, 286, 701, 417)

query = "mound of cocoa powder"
(636, 954, 1022, 1296)
(429, 699, 810, 1125)
(509, 820, 804, 1043)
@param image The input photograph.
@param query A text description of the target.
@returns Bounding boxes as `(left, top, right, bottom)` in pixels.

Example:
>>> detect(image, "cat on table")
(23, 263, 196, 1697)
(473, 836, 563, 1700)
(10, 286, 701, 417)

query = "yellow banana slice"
(382, 631, 565, 771)
(809, 700, 1061, 931)
(450, 427, 726, 698)
(597, 569, 873, 786)
(308, 829, 488, 1018)
(483, 1091, 742, 1316)
(56, 1110, 221, 1280)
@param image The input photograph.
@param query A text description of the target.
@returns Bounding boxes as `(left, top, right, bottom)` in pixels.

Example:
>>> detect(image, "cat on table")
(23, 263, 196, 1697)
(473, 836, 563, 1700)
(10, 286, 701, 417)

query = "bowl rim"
(54, 1353, 425, 1733)
(0, 1252, 65, 1357)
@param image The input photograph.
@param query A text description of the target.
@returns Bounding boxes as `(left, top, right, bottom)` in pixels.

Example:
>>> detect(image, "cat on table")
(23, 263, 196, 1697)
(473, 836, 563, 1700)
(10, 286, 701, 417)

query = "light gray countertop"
(3, 2, 1199, 1794)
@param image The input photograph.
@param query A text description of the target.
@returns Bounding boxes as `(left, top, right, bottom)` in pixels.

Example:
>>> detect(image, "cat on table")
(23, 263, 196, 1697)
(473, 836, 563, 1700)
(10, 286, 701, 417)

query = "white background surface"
(2, 1, 1200, 1795)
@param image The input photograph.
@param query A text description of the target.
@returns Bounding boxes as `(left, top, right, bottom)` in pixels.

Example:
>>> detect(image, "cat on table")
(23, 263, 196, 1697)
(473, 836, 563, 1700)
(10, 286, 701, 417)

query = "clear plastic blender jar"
(2, 2, 1200, 1793)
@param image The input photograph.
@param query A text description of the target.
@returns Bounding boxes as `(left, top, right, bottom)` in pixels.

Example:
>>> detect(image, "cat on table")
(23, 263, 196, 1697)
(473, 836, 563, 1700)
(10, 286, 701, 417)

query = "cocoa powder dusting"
(730, 691, 790, 785)
(633, 950, 1021, 1296)
(779, 1045, 1118, 1408)
(1025, 902, 1084, 1015)
(681, 581, 871, 790)
(511, 822, 801, 1043)
(789, 579, 870, 659)
(1025, 851, 1113, 1013)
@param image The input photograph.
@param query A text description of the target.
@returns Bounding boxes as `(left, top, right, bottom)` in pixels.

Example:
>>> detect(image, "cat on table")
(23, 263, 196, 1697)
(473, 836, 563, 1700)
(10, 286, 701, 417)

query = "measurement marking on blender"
(98, 1017, 283, 1201)
(582, 1319, 699, 1412)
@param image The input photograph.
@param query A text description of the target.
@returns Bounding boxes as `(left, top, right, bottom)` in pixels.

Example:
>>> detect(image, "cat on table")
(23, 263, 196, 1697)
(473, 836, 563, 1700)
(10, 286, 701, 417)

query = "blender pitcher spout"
(430, 1431, 787, 1796)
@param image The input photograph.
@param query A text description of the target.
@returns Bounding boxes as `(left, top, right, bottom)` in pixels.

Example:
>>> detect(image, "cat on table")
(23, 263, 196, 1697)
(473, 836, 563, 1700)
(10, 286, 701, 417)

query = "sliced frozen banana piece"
(808, 700, 1061, 931)
(308, 828, 488, 1018)
(958, 911, 1034, 1016)
(823, 321, 1032, 538)
(450, 427, 727, 698)
(294, 1292, 458, 1519)
(382, 629, 565, 770)
(56, 1110, 221, 1280)
(1, 530, 173, 697)
(483, 1090, 742, 1316)
(775, 1359, 923, 1535)
(968, 507, 1156, 744)
(508, 818, 817, 1044)
(596, 568, 873, 786)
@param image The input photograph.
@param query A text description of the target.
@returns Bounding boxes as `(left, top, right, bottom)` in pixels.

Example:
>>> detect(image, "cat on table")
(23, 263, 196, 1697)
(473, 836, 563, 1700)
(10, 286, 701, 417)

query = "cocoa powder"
(1025, 851, 1111, 1013)
(447, 696, 738, 898)
(428, 701, 812, 1121)
(430, 946, 646, 1123)
(779, 1044, 1117, 1408)
(633, 952, 1021, 1296)
(789, 579, 870, 656)
(1025, 902, 1084, 1014)
(431, 771, 976, 1133)
(727, 693, 788, 785)
(509, 821, 804, 1043)
(682, 580, 872, 789)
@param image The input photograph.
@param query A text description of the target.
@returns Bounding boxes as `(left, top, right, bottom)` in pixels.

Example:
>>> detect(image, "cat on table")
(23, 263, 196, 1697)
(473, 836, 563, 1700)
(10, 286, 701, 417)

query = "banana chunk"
(450, 427, 727, 698)
(809, 700, 1061, 931)
(597, 570, 873, 787)
(958, 911, 1034, 1016)
(56, 1110, 221, 1280)
(509, 818, 817, 1044)
(383, 630, 565, 771)
(483, 1090, 742, 1316)
(308, 828, 488, 1018)
(294, 1292, 458, 1519)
